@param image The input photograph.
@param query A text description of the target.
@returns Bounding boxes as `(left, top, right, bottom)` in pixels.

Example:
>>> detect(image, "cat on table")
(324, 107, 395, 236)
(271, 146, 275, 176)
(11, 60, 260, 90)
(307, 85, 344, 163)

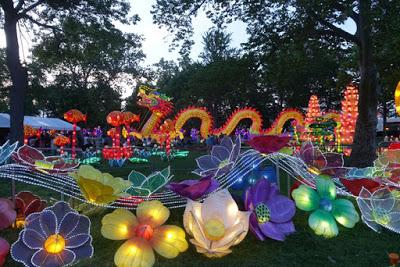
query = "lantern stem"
(72, 123, 77, 159)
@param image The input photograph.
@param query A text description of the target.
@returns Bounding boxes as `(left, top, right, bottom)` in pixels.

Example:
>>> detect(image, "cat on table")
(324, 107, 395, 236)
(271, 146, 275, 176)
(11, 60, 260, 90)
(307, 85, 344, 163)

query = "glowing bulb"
(44, 234, 65, 254)
(166, 232, 174, 240)
(119, 225, 128, 235)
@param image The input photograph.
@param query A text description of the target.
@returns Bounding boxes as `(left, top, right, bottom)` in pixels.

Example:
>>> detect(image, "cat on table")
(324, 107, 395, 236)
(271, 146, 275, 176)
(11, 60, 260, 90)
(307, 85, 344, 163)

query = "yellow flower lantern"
(69, 165, 132, 204)
(101, 201, 188, 267)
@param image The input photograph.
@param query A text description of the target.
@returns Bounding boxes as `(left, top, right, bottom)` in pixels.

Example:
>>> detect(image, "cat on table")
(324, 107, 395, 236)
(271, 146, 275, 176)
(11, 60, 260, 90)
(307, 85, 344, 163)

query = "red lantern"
(64, 109, 86, 159)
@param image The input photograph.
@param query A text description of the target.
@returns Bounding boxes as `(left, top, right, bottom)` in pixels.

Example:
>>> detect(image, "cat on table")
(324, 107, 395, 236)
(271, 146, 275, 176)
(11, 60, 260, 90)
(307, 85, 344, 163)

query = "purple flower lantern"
(11, 201, 93, 267)
(166, 175, 219, 200)
(244, 179, 296, 241)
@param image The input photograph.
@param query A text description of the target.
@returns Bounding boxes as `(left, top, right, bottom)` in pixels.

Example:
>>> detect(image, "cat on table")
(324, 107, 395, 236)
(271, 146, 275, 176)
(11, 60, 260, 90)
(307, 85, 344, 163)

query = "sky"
(0, 0, 356, 97)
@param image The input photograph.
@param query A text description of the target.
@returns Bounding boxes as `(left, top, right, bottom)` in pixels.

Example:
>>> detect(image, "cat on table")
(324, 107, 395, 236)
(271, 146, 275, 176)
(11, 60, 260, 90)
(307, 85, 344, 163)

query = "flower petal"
(356, 197, 373, 221)
(69, 239, 94, 260)
(39, 210, 57, 238)
(101, 209, 138, 240)
(58, 212, 80, 237)
(292, 185, 320, 211)
(48, 202, 73, 223)
(259, 222, 285, 241)
(220, 136, 234, 152)
(196, 155, 220, 171)
(66, 234, 90, 248)
(114, 238, 155, 267)
(212, 211, 250, 249)
(249, 213, 265, 241)
(246, 179, 272, 208)
(316, 175, 336, 200)
(332, 199, 360, 228)
(211, 145, 231, 162)
(11, 233, 35, 266)
(66, 215, 91, 238)
(137, 201, 169, 228)
(361, 215, 381, 233)
(31, 248, 76, 267)
(267, 195, 296, 223)
(183, 200, 208, 248)
(274, 221, 295, 235)
(150, 225, 188, 259)
(308, 209, 338, 238)
(202, 190, 239, 228)
(22, 229, 45, 249)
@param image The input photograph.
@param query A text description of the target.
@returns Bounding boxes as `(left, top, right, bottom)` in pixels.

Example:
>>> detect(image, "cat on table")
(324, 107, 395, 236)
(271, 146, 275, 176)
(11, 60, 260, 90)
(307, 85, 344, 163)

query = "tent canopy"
(0, 113, 81, 131)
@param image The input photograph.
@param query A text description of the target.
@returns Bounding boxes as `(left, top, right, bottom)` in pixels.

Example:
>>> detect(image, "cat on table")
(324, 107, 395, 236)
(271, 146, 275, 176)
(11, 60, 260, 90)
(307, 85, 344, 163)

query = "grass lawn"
(0, 150, 398, 267)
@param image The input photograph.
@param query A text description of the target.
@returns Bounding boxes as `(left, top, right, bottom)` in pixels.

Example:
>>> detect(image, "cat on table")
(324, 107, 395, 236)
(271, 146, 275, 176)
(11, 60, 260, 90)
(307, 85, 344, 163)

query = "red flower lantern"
(14, 191, 47, 228)
(64, 109, 87, 159)
(107, 111, 124, 148)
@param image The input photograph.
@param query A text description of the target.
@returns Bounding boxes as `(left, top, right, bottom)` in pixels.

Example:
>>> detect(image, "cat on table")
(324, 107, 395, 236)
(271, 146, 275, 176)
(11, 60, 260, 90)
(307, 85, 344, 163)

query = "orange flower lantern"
(53, 135, 70, 156)
(106, 111, 124, 148)
(122, 112, 140, 146)
(159, 119, 175, 156)
(23, 125, 38, 145)
(64, 109, 86, 159)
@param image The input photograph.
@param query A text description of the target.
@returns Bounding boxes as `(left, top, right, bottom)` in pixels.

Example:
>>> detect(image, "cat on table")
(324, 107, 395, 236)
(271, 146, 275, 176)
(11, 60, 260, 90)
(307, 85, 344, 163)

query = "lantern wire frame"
(0, 148, 399, 211)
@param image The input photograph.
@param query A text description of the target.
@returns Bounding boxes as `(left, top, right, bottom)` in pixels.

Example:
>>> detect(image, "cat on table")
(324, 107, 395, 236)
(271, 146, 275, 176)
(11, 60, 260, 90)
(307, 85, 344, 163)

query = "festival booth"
(0, 113, 80, 131)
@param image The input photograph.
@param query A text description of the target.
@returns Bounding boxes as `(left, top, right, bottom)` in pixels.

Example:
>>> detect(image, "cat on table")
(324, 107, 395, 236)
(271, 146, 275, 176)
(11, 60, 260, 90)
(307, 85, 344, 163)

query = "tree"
(27, 18, 144, 126)
(199, 27, 238, 64)
(0, 0, 133, 143)
(152, 0, 398, 166)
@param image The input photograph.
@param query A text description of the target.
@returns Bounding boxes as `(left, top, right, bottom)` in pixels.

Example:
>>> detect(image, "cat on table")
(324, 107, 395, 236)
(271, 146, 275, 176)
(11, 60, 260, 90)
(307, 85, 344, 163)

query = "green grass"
(0, 151, 399, 267)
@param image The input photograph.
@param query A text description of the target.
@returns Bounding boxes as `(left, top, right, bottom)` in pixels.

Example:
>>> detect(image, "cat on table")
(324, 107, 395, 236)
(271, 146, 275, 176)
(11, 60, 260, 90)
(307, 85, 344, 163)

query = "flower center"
(255, 203, 270, 223)
(319, 198, 333, 212)
(218, 159, 230, 168)
(135, 224, 154, 240)
(204, 219, 225, 241)
(44, 234, 65, 254)
(372, 208, 390, 225)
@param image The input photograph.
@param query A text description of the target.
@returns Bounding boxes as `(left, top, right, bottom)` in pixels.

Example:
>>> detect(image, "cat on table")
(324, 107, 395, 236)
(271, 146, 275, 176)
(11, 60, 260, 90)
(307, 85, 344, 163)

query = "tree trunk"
(349, 0, 378, 167)
(2, 1, 28, 144)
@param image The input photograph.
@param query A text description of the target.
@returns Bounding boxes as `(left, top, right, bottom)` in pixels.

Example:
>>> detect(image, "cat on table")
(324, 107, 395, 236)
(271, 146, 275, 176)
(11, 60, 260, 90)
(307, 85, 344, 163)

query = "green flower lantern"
(292, 174, 359, 238)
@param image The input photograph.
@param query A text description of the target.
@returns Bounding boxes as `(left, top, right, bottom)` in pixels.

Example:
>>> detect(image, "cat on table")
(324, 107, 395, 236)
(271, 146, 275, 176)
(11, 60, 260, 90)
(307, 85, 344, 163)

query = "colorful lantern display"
(292, 175, 359, 238)
(64, 109, 86, 159)
(53, 135, 70, 156)
(339, 85, 358, 147)
(183, 190, 250, 258)
(123, 111, 140, 147)
(302, 95, 322, 141)
(11, 202, 93, 267)
(101, 201, 188, 267)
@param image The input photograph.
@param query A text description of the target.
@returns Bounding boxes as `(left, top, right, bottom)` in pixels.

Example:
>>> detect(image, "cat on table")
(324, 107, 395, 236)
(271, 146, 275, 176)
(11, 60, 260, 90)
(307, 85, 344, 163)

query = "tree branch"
(15, 0, 25, 11)
(332, 2, 359, 24)
(19, 14, 60, 31)
(315, 17, 360, 46)
(19, 0, 45, 15)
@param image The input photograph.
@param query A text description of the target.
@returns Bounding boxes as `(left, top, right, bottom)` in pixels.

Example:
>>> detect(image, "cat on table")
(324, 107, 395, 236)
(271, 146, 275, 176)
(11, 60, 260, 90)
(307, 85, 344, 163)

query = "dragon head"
(137, 85, 173, 116)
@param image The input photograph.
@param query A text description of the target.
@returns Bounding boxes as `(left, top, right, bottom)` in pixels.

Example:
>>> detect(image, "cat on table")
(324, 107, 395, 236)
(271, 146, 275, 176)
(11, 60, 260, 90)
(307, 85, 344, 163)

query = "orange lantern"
(106, 111, 125, 127)
(53, 135, 70, 156)
(64, 109, 86, 159)
(122, 112, 140, 147)
(23, 125, 37, 145)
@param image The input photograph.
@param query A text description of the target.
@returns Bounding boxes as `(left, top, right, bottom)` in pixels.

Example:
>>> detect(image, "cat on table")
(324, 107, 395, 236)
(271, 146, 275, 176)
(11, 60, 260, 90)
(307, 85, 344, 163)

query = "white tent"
(0, 113, 81, 131)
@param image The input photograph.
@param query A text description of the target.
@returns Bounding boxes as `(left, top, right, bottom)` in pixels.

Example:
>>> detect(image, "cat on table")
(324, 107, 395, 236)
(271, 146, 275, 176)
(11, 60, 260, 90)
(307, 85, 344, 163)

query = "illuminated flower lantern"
(0, 198, 16, 230)
(53, 135, 70, 156)
(14, 191, 47, 228)
(244, 179, 296, 241)
(0, 238, 9, 267)
(183, 190, 250, 257)
(101, 201, 188, 267)
(302, 95, 322, 141)
(123, 111, 140, 147)
(107, 111, 124, 147)
(64, 109, 87, 159)
(158, 119, 179, 157)
(292, 175, 359, 238)
(23, 125, 37, 145)
(11, 202, 93, 267)
(395, 81, 400, 116)
(69, 165, 132, 204)
(340, 84, 358, 155)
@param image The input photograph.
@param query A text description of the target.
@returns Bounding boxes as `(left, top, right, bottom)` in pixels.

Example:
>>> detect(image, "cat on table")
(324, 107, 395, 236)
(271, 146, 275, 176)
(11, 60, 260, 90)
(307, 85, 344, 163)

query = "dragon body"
(134, 87, 306, 139)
